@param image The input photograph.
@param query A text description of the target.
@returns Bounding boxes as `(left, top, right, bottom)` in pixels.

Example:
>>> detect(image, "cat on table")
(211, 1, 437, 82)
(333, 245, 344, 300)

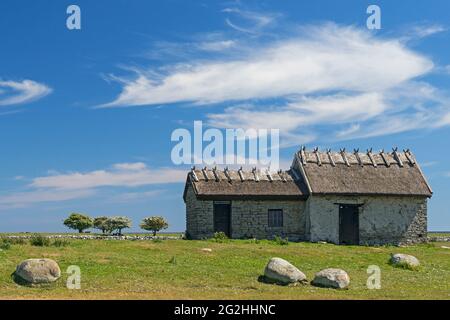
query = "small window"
(268, 209, 283, 228)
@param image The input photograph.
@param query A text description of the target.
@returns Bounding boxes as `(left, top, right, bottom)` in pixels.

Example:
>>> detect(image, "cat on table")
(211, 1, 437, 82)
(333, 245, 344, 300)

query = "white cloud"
(102, 24, 432, 107)
(30, 162, 187, 190)
(0, 163, 187, 209)
(112, 162, 147, 171)
(411, 24, 446, 38)
(208, 93, 387, 131)
(101, 23, 450, 144)
(109, 190, 164, 203)
(197, 40, 236, 51)
(0, 80, 52, 106)
(222, 8, 278, 34)
(0, 189, 95, 209)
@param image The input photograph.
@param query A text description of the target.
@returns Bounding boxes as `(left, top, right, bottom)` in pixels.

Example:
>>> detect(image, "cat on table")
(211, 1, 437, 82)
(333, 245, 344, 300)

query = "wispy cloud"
(0, 189, 95, 210)
(223, 7, 278, 34)
(102, 24, 432, 107)
(101, 21, 450, 144)
(420, 161, 438, 168)
(410, 23, 446, 38)
(109, 190, 165, 203)
(30, 162, 187, 190)
(0, 80, 52, 106)
(0, 163, 186, 209)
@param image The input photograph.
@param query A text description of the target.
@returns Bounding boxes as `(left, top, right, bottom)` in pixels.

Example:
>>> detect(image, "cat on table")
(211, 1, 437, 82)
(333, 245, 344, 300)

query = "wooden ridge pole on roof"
(392, 147, 403, 167)
(190, 166, 199, 182)
(340, 148, 350, 167)
(327, 149, 336, 167)
(367, 148, 377, 167)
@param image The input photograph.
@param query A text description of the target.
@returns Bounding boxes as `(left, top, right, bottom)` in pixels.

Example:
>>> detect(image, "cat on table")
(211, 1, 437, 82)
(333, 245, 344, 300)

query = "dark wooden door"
(339, 204, 359, 245)
(213, 203, 231, 237)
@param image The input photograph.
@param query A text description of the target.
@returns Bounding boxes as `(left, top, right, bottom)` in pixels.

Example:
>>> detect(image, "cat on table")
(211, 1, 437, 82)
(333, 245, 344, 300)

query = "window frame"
(268, 209, 283, 228)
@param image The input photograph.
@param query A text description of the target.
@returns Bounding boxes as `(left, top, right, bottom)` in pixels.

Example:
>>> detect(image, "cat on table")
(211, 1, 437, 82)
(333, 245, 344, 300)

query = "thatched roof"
(183, 148, 432, 201)
(183, 167, 308, 201)
(294, 147, 432, 197)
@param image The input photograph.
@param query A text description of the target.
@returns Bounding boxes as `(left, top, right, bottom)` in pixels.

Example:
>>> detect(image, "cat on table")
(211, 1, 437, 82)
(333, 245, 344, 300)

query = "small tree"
(63, 213, 93, 233)
(93, 216, 109, 234)
(105, 216, 131, 235)
(140, 216, 169, 236)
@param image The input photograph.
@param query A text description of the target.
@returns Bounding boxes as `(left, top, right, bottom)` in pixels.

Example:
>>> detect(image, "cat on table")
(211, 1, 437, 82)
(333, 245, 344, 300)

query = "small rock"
(441, 246, 450, 249)
(390, 253, 420, 270)
(264, 257, 307, 285)
(312, 268, 350, 289)
(201, 248, 212, 253)
(15, 258, 61, 284)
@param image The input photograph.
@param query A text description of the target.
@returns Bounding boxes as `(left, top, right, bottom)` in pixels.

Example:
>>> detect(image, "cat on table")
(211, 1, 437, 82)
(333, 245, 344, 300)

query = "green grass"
(2, 232, 184, 237)
(0, 237, 449, 300)
(429, 232, 450, 237)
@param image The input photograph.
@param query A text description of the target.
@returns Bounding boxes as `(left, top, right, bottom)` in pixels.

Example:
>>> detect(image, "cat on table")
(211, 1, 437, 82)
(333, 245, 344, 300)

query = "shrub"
(152, 238, 162, 243)
(140, 216, 169, 236)
(8, 237, 26, 245)
(273, 236, 289, 245)
(0, 239, 11, 250)
(212, 232, 229, 242)
(63, 213, 93, 233)
(52, 239, 70, 247)
(29, 234, 51, 247)
(247, 238, 260, 244)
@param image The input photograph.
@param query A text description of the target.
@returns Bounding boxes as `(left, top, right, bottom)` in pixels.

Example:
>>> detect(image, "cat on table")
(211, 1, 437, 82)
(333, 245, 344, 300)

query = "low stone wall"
(428, 236, 450, 242)
(4, 235, 182, 241)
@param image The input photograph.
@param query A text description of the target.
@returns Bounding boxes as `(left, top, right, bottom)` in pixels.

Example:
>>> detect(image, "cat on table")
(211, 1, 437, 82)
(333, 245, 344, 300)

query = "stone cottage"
(183, 147, 432, 245)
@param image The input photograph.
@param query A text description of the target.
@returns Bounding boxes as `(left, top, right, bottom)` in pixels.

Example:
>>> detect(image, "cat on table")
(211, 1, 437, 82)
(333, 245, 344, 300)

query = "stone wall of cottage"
(231, 200, 306, 240)
(185, 184, 306, 240)
(306, 195, 428, 245)
(185, 185, 214, 239)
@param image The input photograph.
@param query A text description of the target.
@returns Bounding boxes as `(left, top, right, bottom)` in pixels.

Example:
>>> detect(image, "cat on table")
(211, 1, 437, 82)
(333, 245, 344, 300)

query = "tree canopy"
(105, 216, 132, 235)
(140, 216, 169, 236)
(63, 213, 93, 233)
(93, 216, 109, 234)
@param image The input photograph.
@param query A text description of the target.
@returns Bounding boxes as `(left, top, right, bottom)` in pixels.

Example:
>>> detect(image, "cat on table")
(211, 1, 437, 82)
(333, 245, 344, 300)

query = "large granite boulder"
(312, 268, 350, 289)
(15, 259, 61, 284)
(264, 257, 307, 285)
(390, 254, 420, 270)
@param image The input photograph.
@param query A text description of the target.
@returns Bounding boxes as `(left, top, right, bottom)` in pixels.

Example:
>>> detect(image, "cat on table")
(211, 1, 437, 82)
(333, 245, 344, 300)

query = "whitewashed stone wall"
(185, 185, 214, 239)
(306, 195, 428, 245)
(231, 200, 306, 240)
(185, 184, 306, 240)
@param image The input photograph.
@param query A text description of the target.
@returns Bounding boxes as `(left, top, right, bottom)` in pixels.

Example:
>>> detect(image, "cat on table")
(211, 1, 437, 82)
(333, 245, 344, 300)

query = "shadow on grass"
(10, 271, 59, 288)
(10, 271, 32, 287)
(257, 275, 291, 286)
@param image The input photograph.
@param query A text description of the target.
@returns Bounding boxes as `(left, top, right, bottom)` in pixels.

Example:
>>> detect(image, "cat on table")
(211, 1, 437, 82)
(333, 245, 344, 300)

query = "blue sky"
(0, 0, 449, 232)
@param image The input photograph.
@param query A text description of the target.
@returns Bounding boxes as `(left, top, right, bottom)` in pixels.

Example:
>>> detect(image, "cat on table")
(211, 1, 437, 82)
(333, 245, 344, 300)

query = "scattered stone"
(263, 257, 307, 285)
(15, 258, 61, 284)
(312, 268, 350, 289)
(428, 236, 450, 242)
(389, 253, 420, 270)
(201, 248, 212, 253)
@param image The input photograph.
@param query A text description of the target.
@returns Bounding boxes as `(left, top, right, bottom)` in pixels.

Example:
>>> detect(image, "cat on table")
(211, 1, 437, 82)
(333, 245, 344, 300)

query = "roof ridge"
(297, 146, 418, 168)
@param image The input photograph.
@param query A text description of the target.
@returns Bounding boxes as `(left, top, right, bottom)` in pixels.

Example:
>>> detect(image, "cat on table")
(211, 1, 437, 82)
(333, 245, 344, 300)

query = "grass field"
(0, 237, 449, 300)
